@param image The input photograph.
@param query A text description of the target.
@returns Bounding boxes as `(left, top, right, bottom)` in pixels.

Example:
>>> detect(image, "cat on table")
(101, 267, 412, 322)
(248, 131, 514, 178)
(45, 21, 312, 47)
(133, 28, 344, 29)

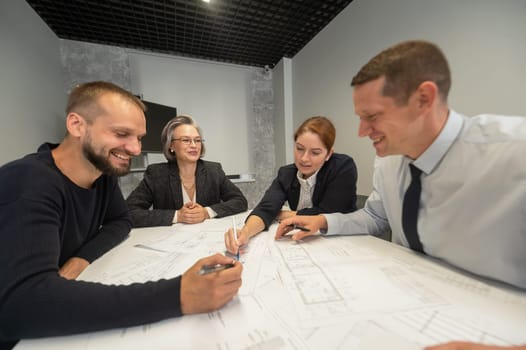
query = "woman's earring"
(170, 149, 174, 153)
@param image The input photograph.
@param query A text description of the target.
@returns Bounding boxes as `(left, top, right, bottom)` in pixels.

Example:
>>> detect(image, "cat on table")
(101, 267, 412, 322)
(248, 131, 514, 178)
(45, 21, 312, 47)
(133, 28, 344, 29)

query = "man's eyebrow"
(111, 126, 146, 137)
(110, 126, 132, 132)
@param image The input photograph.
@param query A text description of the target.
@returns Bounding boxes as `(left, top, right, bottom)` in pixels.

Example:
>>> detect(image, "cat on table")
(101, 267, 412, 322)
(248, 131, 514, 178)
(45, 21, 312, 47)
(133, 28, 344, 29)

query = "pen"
(199, 263, 235, 275)
(232, 217, 240, 260)
(287, 224, 309, 232)
(133, 244, 169, 253)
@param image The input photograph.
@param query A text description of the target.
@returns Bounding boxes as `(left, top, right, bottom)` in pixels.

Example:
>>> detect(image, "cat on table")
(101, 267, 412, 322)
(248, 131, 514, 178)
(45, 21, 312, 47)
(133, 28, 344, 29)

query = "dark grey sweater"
(0, 144, 182, 346)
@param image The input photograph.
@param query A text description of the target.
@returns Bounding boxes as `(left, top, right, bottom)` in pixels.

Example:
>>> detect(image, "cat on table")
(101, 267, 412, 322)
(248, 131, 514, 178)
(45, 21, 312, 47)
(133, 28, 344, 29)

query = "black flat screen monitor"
(140, 100, 177, 152)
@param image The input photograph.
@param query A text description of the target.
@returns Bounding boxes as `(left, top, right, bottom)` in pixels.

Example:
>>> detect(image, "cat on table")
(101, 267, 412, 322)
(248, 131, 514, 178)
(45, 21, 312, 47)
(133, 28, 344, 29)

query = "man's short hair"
(351, 40, 451, 105)
(66, 81, 146, 122)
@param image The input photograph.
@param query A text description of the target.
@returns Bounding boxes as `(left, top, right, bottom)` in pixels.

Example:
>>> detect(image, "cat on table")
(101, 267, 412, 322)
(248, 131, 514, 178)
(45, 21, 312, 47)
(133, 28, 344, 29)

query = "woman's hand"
(277, 210, 296, 221)
(178, 202, 210, 224)
(224, 226, 249, 255)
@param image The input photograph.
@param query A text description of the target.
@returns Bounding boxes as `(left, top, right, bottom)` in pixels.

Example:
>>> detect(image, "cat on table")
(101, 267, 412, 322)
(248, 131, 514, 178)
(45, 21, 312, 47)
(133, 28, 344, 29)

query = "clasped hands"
(177, 201, 210, 224)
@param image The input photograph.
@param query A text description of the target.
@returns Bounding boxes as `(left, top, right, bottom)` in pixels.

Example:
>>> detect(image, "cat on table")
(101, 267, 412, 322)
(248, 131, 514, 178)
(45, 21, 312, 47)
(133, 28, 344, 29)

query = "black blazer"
(126, 160, 248, 227)
(250, 153, 358, 230)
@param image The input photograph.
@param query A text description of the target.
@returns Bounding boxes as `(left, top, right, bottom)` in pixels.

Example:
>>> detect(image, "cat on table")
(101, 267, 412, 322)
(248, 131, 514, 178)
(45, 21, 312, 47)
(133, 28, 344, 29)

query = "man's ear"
(66, 113, 86, 138)
(416, 81, 438, 110)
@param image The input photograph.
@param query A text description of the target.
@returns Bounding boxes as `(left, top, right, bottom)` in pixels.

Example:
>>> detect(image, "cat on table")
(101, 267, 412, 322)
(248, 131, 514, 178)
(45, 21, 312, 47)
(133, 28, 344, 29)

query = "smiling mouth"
(372, 136, 384, 145)
(111, 151, 130, 161)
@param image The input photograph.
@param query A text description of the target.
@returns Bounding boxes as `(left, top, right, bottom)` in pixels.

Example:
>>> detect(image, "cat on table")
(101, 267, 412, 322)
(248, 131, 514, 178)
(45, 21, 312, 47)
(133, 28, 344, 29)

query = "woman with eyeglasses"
(126, 115, 248, 227)
(224, 116, 358, 255)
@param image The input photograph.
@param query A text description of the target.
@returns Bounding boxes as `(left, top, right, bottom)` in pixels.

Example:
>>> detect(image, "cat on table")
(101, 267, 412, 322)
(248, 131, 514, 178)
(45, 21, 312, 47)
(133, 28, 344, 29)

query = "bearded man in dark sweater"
(0, 81, 242, 349)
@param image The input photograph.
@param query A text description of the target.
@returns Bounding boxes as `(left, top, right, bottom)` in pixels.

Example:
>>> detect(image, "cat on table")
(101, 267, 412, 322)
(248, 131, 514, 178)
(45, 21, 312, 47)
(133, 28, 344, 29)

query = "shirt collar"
(296, 169, 318, 187)
(411, 110, 464, 175)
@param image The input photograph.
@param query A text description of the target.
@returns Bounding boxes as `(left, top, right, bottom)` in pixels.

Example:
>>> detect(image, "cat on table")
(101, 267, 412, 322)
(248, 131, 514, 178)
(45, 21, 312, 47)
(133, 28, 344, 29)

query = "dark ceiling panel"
(25, 0, 353, 67)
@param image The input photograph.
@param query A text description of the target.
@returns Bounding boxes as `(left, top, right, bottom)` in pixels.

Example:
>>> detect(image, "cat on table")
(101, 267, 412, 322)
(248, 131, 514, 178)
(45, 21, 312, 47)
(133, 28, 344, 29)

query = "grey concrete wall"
(60, 40, 131, 93)
(239, 67, 275, 209)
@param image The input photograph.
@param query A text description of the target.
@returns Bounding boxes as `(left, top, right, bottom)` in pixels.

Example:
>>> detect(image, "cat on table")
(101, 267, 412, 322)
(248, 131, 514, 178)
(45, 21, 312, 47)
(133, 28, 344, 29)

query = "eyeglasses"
(172, 138, 204, 145)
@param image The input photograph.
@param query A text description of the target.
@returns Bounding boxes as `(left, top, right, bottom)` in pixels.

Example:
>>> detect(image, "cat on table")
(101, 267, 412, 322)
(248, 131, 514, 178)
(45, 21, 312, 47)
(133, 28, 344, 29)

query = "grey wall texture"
(238, 67, 275, 209)
(60, 40, 131, 94)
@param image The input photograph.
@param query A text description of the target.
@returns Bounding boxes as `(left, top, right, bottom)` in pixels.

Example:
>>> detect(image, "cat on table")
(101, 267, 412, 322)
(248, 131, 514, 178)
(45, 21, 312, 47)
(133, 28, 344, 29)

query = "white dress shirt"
(296, 170, 318, 211)
(173, 184, 217, 223)
(324, 110, 526, 289)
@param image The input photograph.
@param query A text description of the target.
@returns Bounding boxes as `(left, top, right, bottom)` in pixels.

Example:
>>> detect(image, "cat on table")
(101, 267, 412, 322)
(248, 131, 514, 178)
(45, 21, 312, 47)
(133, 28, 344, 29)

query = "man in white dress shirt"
(276, 40, 526, 350)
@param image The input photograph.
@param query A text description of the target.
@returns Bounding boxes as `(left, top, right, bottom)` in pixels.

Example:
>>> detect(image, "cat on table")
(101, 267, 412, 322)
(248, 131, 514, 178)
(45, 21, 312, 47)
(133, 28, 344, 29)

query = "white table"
(16, 213, 526, 349)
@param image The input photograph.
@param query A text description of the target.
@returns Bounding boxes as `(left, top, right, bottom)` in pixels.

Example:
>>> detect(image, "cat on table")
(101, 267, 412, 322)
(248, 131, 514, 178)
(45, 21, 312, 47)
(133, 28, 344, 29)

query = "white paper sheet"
(15, 215, 526, 349)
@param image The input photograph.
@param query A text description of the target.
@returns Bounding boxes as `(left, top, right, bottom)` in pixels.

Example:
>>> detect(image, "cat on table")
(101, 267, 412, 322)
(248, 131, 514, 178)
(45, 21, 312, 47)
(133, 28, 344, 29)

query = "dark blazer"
(126, 160, 248, 227)
(250, 153, 357, 230)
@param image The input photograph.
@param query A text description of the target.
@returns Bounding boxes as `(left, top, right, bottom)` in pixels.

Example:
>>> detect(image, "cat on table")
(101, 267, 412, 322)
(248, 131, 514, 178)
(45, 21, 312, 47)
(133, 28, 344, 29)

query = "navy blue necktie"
(402, 164, 424, 253)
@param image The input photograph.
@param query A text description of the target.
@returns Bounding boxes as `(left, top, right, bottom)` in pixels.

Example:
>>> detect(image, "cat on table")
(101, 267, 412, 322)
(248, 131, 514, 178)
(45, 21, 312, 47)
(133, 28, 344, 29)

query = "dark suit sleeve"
(248, 167, 291, 230)
(208, 164, 248, 217)
(126, 166, 176, 227)
(297, 154, 358, 216)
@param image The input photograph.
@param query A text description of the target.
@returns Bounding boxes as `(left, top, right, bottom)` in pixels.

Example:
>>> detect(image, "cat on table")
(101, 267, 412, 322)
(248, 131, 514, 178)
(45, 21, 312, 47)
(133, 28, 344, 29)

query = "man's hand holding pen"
(180, 253, 242, 315)
(275, 215, 328, 241)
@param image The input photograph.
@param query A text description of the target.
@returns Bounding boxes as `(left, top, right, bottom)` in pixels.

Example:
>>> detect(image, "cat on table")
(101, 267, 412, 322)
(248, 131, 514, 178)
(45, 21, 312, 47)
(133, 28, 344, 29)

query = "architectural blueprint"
(16, 216, 526, 349)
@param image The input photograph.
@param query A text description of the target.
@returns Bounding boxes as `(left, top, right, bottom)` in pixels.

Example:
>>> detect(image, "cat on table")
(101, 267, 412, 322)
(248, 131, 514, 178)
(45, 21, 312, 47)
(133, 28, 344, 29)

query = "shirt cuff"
(323, 213, 344, 235)
(206, 207, 217, 218)
(172, 210, 178, 224)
